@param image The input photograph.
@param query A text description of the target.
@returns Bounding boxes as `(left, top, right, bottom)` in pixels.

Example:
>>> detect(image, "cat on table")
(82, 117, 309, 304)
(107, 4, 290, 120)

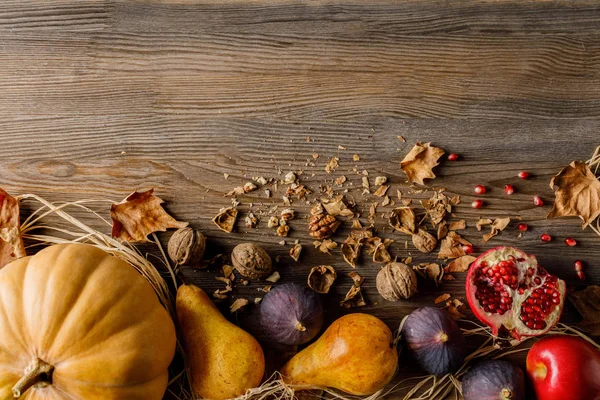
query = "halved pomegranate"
(466, 246, 566, 340)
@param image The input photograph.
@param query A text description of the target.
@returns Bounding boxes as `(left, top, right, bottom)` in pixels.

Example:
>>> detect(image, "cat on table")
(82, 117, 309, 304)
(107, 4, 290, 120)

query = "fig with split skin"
(466, 246, 566, 340)
(402, 307, 466, 376)
(462, 360, 525, 400)
(259, 283, 324, 346)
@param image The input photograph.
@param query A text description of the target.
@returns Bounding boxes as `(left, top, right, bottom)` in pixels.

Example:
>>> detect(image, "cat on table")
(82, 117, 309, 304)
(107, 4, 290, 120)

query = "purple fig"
(259, 283, 324, 346)
(462, 360, 525, 400)
(402, 307, 466, 376)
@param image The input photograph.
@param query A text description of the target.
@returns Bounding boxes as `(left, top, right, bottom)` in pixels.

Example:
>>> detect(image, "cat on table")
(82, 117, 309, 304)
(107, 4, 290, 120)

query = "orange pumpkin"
(0, 243, 176, 399)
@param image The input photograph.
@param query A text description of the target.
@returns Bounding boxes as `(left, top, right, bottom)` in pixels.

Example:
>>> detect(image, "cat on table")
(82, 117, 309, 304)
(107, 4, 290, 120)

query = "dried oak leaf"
(438, 231, 471, 259)
(308, 265, 337, 294)
(548, 161, 600, 228)
(568, 285, 600, 336)
(0, 189, 26, 269)
(389, 207, 416, 234)
(400, 142, 445, 185)
(421, 192, 451, 226)
(413, 263, 444, 286)
(212, 207, 239, 233)
(412, 229, 437, 253)
(111, 189, 188, 242)
(445, 255, 476, 273)
(230, 298, 249, 313)
(482, 217, 511, 243)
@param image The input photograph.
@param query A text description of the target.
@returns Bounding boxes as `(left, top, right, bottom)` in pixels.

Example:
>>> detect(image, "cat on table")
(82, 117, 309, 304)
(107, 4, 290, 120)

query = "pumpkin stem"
(12, 358, 54, 398)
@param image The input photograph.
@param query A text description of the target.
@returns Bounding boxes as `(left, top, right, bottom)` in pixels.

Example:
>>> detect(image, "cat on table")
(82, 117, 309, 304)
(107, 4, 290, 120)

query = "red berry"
(540, 233, 552, 242)
(576, 271, 586, 280)
(448, 153, 459, 161)
(474, 185, 486, 195)
(518, 171, 530, 179)
(462, 244, 474, 254)
(504, 184, 514, 195)
(574, 260, 584, 272)
(533, 196, 544, 207)
(471, 199, 484, 209)
(565, 237, 577, 247)
(518, 223, 528, 232)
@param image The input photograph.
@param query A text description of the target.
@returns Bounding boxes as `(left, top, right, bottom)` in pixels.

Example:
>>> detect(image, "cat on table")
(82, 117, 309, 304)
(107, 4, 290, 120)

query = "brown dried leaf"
(482, 217, 511, 243)
(438, 231, 471, 259)
(445, 255, 476, 273)
(340, 285, 366, 308)
(230, 298, 249, 313)
(400, 142, 445, 185)
(325, 157, 339, 173)
(0, 189, 26, 269)
(389, 207, 416, 234)
(437, 221, 449, 240)
(413, 263, 444, 285)
(373, 185, 390, 197)
(476, 218, 493, 231)
(448, 220, 466, 231)
(548, 161, 600, 228)
(435, 293, 451, 304)
(412, 229, 437, 253)
(568, 285, 600, 336)
(308, 265, 337, 294)
(111, 189, 188, 242)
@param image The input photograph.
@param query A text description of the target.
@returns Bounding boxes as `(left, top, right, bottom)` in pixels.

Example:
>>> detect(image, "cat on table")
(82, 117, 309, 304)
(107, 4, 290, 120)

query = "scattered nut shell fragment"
(168, 227, 206, 267)
(376, 262, 417, 301)
(281, 208, 295, 221)
(212, 207, 238, 233)
(289, 243, 302, 261)
(283, 171, 297, 184)
(375, 176, 388, 186)
(308, 265, 337, 294)
(412, 229, 437, 253)
(243, 182, 258, 193)
(231, 243, 272, 280)
(268, 216, 279, 228)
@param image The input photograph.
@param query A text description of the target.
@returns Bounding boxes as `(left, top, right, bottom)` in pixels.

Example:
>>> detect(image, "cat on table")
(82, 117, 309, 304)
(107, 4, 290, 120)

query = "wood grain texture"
(0, 1, 599, 399)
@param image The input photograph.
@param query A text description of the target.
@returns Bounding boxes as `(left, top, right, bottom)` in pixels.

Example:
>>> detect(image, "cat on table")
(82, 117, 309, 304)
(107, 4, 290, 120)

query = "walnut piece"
(308, 265, 337, 294)
(231, 243, 272, 280)
(167, 227, 206, 267)
(412, 229, 437, 253)
(376, 262, 417, 301)
(212, 207, 238, 233)
(289, 243, 302, 261)
(308, 213, 341, 239)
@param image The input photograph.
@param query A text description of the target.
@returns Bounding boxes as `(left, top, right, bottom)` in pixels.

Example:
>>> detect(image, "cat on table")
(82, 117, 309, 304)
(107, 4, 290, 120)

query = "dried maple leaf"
(482, 217, 510, 243)
(412, 229, 437, 253)
(438, 231, 471, 259)
(308, 265, 337, 294)
(0, 189, 26, 269)
(568, 285, 600, 336)
(230, 298, 249, 313)
(389, 207, 416, 234)
(111, 189, 188, 242)
(212, 207, 239, 233)
(400, 142, 445, 185)
(445, 255, 476, 273)
(548, 161, 600, 228)
(435, 293, 451, 304)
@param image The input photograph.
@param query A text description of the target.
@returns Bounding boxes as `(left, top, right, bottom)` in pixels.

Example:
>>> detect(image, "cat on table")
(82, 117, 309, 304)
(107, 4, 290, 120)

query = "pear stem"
(12, 358, 54, 398)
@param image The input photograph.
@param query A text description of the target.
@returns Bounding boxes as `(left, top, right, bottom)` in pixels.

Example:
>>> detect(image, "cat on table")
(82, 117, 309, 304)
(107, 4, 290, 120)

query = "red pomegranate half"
(466, 246, 565, 340)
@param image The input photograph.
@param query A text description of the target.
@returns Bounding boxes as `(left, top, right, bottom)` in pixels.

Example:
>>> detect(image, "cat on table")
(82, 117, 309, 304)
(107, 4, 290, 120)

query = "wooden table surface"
(1, 1, 599, 399)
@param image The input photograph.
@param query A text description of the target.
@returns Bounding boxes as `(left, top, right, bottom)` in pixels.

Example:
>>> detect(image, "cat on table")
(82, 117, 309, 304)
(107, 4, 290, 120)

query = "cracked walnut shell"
(376, 262, 417, 301)
(231, 243, 272, 280)
(308, 213, 341, 239)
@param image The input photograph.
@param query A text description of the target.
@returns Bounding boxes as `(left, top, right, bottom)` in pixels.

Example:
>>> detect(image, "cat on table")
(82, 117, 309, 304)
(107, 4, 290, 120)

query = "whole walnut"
(376, 262, 417, 301)
(231, 243, 273, 280)
(168, 227, 206, 267)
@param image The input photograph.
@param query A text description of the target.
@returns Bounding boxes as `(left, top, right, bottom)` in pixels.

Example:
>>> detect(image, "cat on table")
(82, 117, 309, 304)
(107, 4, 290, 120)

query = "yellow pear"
(176, 284, 265, 400)
(280, 313, 398, 395)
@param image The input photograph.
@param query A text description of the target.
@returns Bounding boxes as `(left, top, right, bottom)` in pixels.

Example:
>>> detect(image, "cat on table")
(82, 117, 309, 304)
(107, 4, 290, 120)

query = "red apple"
(526, 336, 600, 400)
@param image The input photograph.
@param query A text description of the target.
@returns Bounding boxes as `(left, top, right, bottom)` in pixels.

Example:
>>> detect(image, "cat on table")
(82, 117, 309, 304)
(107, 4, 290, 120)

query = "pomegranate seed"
(577, 271, 586, 280)
(474, 185, 486, 194)
(565, 237, 577, 247)
(504, 184, 515, 195)
(574, 260, 584, 272)
(472, 199, 484, 209)
(448, 153, 459, 161)
(462, 244, 473, 254)
(518, 171, 530, 179)
(540, 233, 552, 242)
(518, 223, 528, 232)
(533, 196, 544, 206)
